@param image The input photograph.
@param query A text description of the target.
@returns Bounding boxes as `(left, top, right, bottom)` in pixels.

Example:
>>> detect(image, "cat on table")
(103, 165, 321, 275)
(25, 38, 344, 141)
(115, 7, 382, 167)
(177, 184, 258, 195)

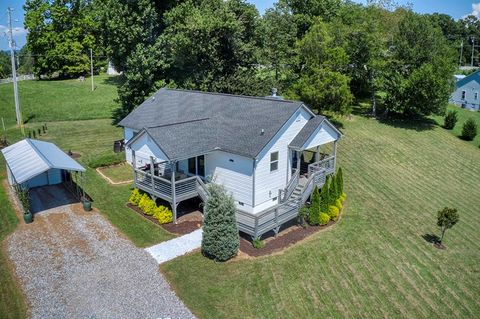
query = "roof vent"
(261, 129, 265, 135)
(271, 88, 277, 97)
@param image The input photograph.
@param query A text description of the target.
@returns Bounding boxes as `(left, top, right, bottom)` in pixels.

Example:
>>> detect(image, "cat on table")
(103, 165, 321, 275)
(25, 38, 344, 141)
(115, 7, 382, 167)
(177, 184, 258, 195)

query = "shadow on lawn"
(376, 115, 437, 132)
(422, 233, 440, 244)
(102, 75, 125, 87)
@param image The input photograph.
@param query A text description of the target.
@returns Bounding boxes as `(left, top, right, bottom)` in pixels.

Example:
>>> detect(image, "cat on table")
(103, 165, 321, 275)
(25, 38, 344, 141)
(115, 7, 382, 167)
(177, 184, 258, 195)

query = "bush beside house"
(305, 168, 346, 226)
(461, 118, 478, 141)
(202, 184, 239, 262)
(129, 189, 173, 224)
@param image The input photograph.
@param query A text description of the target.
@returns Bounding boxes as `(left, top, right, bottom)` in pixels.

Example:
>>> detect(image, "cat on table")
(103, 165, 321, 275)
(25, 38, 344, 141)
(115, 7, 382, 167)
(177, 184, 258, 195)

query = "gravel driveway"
(6, 203, 195, 319)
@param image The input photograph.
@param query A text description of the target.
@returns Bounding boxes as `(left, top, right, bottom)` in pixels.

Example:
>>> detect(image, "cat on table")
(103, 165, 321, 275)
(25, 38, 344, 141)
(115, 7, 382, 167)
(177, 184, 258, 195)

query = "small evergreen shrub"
(336, 167, 344, 197)
(202, 184, 239, 261)
(252, 238, 264, 249)
(340, 192, 347, 202)
(443, 110, 458, 130)
(309, 187, 321, 225)
(153, 205, 173, 224)
(319, 213, 330, 225)
(461, 118, 478, 141)
(334, 198, 343, 210)
(298, 206, 310, 228)
(328, 205, 340, 221)
(128, 189, 142, 205)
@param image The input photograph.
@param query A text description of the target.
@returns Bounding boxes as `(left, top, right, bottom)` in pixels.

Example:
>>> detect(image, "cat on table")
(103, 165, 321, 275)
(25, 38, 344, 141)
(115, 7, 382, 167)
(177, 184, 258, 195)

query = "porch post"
(171, 162, 177, 224)
(333, 140, 338, 171)
(149, 156, 155, 193)
(132, 150, 137, 185)
(315, 146, 320, 162)
(296, 150, 301, 172)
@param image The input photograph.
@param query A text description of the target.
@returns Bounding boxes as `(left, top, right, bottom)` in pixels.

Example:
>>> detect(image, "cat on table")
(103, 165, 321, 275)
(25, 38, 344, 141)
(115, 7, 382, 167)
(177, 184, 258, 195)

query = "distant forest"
(19, 0, 480, 121)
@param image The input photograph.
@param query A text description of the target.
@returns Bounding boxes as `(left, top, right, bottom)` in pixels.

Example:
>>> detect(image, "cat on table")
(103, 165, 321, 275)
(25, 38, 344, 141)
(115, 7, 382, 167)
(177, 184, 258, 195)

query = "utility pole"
(90, 48, 94, 91)
(471, 36, 476, 67)
(7, 7, 22, 127)
(459, 40, 463, 67)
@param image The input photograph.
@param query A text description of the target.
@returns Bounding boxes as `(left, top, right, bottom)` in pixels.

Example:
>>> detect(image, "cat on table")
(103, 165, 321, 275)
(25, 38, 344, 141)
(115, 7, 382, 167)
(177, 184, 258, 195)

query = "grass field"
(432, 104, 480, 147)
(98, 163, 133, 183)
(162, 115, 480, 318)
(0, 74, 119, 127)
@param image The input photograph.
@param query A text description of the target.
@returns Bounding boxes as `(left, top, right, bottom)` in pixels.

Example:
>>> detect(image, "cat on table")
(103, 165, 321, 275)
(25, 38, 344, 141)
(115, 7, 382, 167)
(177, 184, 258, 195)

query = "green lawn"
(431, 104, 480, 147)
(98, 163, 133, 183)
(0, 166, 28, 318)
(0, 74, 120, 127)
(162, 115, 480, 318)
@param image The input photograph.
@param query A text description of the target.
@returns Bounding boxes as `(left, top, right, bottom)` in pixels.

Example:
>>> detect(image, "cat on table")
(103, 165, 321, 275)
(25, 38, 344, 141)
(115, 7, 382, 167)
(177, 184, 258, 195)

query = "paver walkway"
(145, 228, 203, 264)
(6, 200, 195, 319)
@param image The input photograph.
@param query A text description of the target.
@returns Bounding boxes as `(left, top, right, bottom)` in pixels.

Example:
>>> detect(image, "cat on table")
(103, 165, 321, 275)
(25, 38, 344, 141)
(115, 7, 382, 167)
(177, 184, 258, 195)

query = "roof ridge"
(162, 88, 301, 104)
(25, 138, 54, 169)
(147, 117, 210, 129)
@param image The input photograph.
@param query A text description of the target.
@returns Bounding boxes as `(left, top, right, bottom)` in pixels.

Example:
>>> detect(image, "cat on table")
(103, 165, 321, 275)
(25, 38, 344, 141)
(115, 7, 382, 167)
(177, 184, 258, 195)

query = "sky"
(0, 0, 476, 51)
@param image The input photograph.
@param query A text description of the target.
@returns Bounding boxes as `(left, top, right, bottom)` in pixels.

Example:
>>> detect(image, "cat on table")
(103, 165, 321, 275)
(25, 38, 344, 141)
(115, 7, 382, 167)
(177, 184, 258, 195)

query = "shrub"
(202, 184, 239, 261)
(443, 110, 458, 130)
(252, 238, 264, 249)
(340, 192, 347, 202)
(337, 167, 344, 196)
(298, 206, 310, 228)
(153, 205, 173, 224)
(88, 153, 125, 168)
(330, 173, 339, 201)
(328, 205, 340, 221)
(309, 187, 321, 225)
(128, 189, 142, 205)
(142, 198, 157, 216)
(319, 213, 330, 225)
(138, 194, 150, 212)
(335, 198, 343, 210)
(319, 181, 329, 213)
(461, 118, 478, 141)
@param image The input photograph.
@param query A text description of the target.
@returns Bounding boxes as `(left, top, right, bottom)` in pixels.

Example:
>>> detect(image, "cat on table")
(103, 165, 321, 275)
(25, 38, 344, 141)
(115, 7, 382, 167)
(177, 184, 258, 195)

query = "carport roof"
(1, 139, 85, 185)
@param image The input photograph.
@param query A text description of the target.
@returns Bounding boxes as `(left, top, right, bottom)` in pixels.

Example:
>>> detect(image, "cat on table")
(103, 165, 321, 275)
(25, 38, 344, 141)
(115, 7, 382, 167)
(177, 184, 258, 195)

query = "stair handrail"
(280, 168, 300, 203)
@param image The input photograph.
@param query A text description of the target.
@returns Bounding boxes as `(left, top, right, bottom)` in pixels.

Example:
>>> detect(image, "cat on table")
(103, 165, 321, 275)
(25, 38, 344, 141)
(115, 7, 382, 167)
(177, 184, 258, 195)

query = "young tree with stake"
(437, 207, 459, 246)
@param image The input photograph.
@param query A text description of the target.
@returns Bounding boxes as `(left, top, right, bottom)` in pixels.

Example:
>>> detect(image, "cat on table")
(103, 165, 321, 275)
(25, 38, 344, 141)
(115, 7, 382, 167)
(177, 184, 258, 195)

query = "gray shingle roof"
(120, 88, 307, 159)
(289, 116, 326, 149)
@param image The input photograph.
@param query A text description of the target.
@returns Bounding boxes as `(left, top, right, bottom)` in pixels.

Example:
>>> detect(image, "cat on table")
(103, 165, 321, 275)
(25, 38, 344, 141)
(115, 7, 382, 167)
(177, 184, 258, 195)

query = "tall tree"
(24, 0, 103, 78)
(383, 11, 456, 117)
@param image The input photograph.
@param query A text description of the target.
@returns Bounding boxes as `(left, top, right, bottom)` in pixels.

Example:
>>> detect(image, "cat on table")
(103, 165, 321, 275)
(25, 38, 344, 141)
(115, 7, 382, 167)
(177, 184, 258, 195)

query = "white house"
(450, 71, 480, 111)
(119, 88, 342, 238)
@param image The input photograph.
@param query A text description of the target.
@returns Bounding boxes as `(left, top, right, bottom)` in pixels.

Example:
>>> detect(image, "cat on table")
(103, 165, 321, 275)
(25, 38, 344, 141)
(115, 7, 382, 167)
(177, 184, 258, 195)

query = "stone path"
(145, 228, 203, 264)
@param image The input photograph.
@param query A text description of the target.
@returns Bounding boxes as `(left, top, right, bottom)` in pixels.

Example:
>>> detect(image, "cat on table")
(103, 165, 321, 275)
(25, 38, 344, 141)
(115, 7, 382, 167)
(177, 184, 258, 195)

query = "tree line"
(22, 0, 475, 121)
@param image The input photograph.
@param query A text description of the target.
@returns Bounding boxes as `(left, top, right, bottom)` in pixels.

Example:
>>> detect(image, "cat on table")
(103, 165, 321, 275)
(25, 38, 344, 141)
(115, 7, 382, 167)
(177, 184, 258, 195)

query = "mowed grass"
(0, 166, 27, 318)
(98, 163, 133, 183)
(0, 74, 120, 127)
(162, 115, 480, 318)
(431, 104, 480, 147)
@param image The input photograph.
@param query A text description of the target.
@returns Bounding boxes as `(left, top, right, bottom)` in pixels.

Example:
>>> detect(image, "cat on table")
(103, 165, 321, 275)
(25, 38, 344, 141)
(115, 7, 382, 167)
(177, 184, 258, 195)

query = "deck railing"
(279, 168, 300, 203)
(308, 156, 335, 177)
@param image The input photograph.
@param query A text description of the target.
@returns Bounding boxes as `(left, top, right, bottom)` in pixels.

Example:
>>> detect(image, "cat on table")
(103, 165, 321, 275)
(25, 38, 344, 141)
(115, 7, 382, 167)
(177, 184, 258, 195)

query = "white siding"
(124, 127, 138, 164)
(302, 122, 339, 150)
(253, 108, 311, 214)
(128, 132, 169, 167)
(450, 74, 480, 111)
(206, 151, 254, 212)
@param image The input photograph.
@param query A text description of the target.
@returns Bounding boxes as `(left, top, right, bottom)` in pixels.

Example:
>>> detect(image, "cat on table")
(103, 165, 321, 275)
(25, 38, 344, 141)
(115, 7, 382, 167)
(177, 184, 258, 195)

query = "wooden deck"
(133, 156, 335, 239)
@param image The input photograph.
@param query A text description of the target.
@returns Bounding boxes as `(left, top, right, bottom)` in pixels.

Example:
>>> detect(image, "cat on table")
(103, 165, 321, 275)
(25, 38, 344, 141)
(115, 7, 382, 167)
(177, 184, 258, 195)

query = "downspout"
(252, 158, 256, 208)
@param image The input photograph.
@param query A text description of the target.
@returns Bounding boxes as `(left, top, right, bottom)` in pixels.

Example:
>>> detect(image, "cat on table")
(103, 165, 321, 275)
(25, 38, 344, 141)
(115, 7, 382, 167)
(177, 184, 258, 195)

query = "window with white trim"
(270, 151, 279, 172)
(461, 90, 466, 100)
(475, 92, 478, 100)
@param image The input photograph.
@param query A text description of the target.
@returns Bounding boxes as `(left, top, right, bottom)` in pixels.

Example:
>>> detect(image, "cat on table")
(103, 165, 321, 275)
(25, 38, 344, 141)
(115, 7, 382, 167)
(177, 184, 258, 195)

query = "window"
(188, 157, 196, 175)
(475, 92, 478, 100)
(197, 155, 205, 177)
(270, 151, 279, 172)
(461, 90, 466, 100)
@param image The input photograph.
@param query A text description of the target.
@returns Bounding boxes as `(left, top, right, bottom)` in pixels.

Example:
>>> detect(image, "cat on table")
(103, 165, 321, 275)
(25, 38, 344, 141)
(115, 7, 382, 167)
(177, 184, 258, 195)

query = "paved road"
(6, 202, 195, 319)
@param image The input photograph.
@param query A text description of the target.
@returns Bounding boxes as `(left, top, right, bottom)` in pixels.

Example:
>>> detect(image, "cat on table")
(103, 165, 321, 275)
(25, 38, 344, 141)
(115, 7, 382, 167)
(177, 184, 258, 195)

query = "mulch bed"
(239, 220, 337, 257)
(126, 203, 202, 236)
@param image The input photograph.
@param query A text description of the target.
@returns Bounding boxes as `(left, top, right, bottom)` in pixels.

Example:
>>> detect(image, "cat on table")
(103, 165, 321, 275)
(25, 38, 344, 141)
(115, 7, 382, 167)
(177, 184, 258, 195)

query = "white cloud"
(0, 24, 28, 36)
(464, 3, 480, 18)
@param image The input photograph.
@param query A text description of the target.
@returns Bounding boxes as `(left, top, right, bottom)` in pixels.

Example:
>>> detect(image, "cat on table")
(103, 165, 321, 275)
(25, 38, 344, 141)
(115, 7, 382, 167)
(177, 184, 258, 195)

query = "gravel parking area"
(6, 203, 195, 319)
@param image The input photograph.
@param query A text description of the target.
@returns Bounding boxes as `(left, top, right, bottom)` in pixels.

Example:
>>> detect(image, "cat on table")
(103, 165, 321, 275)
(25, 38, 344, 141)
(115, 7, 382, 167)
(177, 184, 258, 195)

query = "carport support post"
(171, 162, 177, 224)
(81, 172, 85, 200)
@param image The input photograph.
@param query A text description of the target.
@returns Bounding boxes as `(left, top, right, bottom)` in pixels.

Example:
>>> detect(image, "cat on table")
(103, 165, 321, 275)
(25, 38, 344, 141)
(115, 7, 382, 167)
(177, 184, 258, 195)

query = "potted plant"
(82, 196, 92, 211)
(15, 185, 33, 224)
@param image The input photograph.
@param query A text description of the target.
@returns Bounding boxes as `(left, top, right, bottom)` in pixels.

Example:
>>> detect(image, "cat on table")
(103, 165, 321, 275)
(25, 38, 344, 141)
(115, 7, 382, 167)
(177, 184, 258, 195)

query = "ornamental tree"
(437, 207, 459, 245)
(202, 184, 239, 261)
